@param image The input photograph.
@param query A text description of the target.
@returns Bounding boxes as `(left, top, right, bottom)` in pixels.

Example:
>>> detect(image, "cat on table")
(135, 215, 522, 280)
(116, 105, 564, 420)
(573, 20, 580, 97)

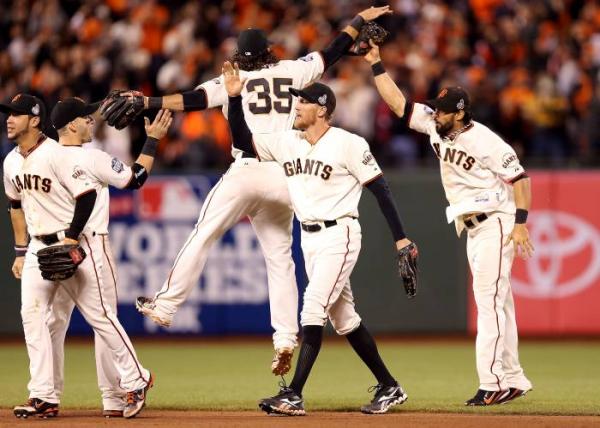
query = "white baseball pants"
(20, 233, 149, 403)
(47, 235, 126, 411)
(152, 159, 299, 350)
(466, 212, 532, 392)
(299, 218, 362, 335)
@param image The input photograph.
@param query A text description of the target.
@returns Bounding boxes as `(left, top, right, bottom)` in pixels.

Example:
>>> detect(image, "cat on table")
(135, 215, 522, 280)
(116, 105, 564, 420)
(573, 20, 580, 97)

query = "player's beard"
(435, 120, 454, 137)
(10, 126, 29, 141)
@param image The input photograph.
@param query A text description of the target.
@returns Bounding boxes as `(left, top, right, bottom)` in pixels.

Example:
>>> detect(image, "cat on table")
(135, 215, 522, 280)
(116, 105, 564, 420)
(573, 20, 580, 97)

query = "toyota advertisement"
(470, 171, 600, 334)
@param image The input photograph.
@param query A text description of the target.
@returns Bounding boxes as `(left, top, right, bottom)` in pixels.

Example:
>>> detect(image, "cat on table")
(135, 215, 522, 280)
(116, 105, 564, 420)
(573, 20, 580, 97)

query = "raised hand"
(222, 61, 246, 97)
(364, 40, 382, 65)
(358, 5, 393, 22)
(144, 109, 173, 140)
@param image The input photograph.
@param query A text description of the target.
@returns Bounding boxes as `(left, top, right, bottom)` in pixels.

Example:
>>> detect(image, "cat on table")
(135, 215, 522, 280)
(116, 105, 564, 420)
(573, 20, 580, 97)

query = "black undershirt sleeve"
(227, 95, 256, 155)
(320, 32, 354, 70)
(182, 89, 208, 111)
(65, 190, 97, 240)
(365, 176, 406, 241)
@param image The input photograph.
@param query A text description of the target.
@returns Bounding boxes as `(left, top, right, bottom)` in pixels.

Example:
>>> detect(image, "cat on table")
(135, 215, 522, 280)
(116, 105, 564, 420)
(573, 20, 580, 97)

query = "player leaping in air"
(101, 6, 393, 378)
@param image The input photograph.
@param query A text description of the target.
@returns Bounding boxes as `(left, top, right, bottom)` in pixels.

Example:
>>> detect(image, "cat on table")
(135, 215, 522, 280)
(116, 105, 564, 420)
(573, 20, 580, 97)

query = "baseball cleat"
(360, 384, 408, 414)
(136, 297, 172, 327)
(271, 347, 294, 376)
(464, 388, 510, 406)
(123, 373, 154, 419)
(496, 387, 529, 404)
(259, 386, 305, 416)
(13, 398, 59, 419)
(102, 409, 124, 418)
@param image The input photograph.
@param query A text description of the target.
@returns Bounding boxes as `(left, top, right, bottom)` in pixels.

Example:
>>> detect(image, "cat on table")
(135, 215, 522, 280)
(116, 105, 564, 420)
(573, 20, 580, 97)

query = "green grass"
(0, 340, 598, 415)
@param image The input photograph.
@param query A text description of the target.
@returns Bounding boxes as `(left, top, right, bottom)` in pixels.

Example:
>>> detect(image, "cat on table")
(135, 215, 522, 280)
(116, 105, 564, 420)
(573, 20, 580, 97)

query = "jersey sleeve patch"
(111, 157, 124, 173)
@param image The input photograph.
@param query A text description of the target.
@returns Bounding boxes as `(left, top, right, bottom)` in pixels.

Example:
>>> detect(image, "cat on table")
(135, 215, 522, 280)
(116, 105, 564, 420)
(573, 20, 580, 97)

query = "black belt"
(464, 213, 488, 229)
(301, 217, 357, 233)
(241, 152, 256, 159)
(301, 220, 338, 233)
(35, 232, 61, 246)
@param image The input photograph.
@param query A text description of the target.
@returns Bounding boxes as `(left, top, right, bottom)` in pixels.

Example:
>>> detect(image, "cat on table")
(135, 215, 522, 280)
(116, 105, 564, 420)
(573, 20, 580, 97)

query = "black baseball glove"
(37, 244, 87, 281)
(348, 21, 389, 56)
(397, 242, 418, 298)
(100, 89, 145, 130)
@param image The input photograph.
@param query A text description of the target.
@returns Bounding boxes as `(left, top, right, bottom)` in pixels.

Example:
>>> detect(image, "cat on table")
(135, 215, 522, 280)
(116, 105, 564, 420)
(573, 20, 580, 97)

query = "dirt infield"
(1, 409, 599, 428)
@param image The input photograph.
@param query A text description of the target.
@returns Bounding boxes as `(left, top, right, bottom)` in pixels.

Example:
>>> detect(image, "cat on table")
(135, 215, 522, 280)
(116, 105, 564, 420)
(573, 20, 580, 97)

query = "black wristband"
(141, 137, 159, 157)
(349, 15, 365, 32)
(15, 246, 27, 257)
(371, 61, 386, 76)
(148, 97, 162, 110)
(515, 208, 528, 224)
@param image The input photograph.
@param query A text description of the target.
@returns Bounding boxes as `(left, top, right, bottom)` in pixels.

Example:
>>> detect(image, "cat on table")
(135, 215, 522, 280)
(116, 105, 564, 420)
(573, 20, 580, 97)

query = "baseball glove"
(397, 242, 418, 298)
(348, 21, 389, 56)
(37, 244, 86, 281)
(100, 89, 145, 130)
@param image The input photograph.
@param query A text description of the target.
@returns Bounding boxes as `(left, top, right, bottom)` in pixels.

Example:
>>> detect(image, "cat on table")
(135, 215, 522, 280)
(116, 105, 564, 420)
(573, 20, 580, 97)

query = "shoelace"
(367, 384, 384, 394)
(278, 376, 288, 390)
(126, 391, 136, 405)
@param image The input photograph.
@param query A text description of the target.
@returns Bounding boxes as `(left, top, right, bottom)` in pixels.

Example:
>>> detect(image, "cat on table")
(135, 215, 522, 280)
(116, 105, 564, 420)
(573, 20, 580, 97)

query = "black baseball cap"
(425, 86, 471, 113)
(0, 93, 46, 126)
(237, 28, 270, 57)
(51, 97, 101, 130)
(290, 83, 336, 116)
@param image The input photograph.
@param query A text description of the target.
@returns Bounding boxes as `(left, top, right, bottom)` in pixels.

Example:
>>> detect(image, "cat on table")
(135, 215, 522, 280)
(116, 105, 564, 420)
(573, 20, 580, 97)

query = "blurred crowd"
(1, 0, 600, 169)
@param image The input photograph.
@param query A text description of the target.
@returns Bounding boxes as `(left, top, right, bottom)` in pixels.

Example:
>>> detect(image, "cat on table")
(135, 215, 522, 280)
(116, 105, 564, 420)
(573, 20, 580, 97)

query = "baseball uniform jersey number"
(247, 78, 293, 114)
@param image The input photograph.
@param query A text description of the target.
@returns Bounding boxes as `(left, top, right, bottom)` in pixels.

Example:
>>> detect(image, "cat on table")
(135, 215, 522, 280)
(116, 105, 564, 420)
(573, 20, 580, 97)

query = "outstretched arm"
(124, 109, 173, 190)
(321, 6, 392, 70)
(142, 90, 208, 112)
(363, 41, 407, 118)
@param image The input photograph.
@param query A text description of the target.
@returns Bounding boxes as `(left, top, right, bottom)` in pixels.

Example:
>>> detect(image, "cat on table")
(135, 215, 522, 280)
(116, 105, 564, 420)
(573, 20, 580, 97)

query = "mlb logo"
(137, 178, 204, 221)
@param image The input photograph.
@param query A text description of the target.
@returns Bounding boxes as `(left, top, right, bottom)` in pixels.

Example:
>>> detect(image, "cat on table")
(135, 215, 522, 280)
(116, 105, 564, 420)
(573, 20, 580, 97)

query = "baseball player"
(44, 105, 172, 418)
(103, 6, 393, 376)
(1, 95, 168, 418)
(364, 43, 533, 405)
(1, 95, 131, 418)
(223, 61, 419, 415)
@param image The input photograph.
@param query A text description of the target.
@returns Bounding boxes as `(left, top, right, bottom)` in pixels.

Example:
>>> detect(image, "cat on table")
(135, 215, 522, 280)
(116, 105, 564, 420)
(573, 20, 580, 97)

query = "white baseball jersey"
(197, 52, 324, 157)
(408, 103, 525, 225)
(251, 127, 382, 222)
(3, 138, 96, 236)
(67, 147, 135, 234)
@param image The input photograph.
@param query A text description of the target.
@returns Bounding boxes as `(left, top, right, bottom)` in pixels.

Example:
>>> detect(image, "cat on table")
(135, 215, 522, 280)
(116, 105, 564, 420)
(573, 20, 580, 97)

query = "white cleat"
(135, 297, 172, 327)
(271, 347, 294, 376)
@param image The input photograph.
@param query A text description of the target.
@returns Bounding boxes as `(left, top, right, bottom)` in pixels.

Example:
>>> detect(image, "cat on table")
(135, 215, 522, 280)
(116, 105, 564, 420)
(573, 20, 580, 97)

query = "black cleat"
(465, 389, 510, 406)
(360, 384, 408, 414)
(13, 398, 59, 419)
(259, 387, 305, 416)
(496, 387, 529, 404)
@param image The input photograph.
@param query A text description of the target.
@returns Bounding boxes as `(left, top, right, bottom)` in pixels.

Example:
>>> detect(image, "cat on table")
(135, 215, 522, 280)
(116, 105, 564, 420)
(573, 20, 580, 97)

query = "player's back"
(199, 52, 324, 139)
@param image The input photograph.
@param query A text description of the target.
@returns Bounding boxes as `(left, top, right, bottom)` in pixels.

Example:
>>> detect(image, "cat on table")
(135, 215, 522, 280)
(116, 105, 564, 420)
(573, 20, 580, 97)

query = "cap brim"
(83, 101, 101, 115)
(289, 88, 317, 104)
(424, 99, 441, 111)
(0, 103, 29, 115)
